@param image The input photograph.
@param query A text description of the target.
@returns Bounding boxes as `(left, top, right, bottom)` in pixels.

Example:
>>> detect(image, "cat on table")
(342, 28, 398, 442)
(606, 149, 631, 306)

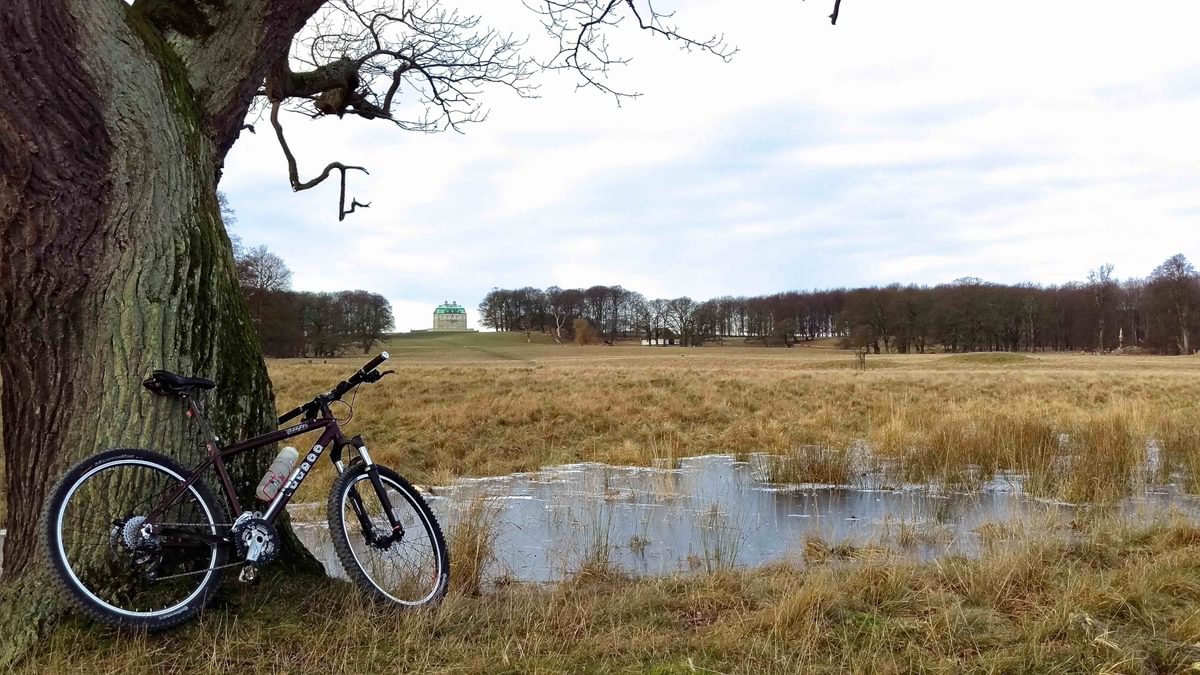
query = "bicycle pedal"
(238, 566, 259, 584)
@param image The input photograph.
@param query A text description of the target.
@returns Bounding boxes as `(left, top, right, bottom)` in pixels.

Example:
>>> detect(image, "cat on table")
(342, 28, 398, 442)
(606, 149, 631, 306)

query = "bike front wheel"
(327, 463, 449, 607)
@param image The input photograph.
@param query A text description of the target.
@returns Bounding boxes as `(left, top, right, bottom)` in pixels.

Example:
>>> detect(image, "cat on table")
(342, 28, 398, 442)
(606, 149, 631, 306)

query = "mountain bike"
(42, 352, 449, 630)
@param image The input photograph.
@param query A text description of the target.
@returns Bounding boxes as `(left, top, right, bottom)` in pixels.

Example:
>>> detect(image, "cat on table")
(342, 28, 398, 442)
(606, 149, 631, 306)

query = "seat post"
(182, 394, 222, 452)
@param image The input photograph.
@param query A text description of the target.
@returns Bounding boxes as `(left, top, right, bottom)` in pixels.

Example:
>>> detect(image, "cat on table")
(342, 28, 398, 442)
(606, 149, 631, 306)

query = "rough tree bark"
(0, 0, 322, 664)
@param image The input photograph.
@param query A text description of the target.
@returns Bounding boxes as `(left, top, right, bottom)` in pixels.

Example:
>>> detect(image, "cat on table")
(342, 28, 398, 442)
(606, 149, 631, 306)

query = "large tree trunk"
(0, 0, 320, 665)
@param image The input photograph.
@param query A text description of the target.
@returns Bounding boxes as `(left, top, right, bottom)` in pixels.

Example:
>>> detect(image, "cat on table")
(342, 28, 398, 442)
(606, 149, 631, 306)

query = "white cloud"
(221, 0, 1200, 331)
(788, 140, 975, 167)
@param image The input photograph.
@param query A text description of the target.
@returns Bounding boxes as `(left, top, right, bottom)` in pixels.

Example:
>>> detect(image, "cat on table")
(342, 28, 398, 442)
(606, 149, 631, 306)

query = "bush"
(574, 318, 599, 345)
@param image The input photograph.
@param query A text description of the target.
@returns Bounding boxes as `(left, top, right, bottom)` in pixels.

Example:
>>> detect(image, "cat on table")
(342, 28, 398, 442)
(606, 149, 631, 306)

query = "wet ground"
(292, 454, 1200, 583)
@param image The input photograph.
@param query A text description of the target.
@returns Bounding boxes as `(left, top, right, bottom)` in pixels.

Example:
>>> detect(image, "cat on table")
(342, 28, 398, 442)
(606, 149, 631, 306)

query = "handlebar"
(277, 351, 390, 425)
(360, 351, 390, 374)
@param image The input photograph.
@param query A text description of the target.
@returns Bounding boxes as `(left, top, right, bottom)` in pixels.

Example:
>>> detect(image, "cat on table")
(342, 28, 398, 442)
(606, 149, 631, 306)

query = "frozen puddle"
(292, 455, 1200, 583)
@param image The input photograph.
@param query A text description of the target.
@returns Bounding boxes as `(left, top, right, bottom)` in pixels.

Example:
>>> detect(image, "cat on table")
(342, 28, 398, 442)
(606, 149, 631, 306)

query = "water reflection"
(292, 454, 1198, 584)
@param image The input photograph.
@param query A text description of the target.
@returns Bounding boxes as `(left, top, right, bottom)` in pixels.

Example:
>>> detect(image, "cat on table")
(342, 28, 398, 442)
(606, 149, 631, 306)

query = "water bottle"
(256, 446, 299, 502)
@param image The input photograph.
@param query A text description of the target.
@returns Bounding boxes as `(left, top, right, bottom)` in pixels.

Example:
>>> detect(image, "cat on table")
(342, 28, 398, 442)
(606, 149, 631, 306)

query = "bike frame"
(146, 395, 396, 543)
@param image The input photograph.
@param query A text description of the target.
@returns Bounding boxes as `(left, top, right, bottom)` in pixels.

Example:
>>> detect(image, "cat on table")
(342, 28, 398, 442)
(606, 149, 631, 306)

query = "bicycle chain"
(151, 560, 245, 581)
(123, 521, 244, 581)
(149, 521, 236, 528)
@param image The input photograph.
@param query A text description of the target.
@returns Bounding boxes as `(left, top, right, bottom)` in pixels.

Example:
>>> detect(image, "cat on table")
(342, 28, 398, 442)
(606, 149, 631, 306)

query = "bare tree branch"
(254, 0, 839, 219)
(270, 1, 537, 131)
(268, 100, 368, 221)
(256, 0, 549, 218)
(525, 0, 736, 100)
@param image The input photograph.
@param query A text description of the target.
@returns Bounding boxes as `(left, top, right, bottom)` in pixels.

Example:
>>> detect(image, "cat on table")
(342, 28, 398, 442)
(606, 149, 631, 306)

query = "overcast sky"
(221, 0, 1200, 332)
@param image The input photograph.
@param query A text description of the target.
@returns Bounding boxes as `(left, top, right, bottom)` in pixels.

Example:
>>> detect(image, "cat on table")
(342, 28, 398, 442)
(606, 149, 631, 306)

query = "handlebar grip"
(359, 351, 390, 374)
(277, 404, 305, 425)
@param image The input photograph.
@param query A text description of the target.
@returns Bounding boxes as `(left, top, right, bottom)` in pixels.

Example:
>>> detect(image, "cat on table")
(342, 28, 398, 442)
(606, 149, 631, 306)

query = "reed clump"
(888, 518, 952, 549)
(1155, 415, 1200, 492)
(693, 502, 745, 573)
(767, 444, 854, 486)
(447, 494, 504, 596)
(802, 534, 885, 564)
(647, 432, 683, 469)
(1025, 413, 1141, 503)
(567, 504, 623, 584)
(869, 404, 1063, 493)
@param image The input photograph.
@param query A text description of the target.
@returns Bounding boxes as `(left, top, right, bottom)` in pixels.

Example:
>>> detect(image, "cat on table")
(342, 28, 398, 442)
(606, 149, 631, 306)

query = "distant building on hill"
(432, 301, 469, 331)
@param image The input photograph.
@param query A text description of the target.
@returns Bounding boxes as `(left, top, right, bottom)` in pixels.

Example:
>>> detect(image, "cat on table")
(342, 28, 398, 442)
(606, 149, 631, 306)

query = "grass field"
(272, 332, 1200, 503)
(24, 515, 1200, 673)
(11, 334, 1200, 672)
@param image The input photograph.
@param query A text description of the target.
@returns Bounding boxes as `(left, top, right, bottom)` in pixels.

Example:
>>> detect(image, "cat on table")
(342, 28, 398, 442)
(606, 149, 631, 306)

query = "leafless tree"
(217, 191, 238, 228)
(1150, 254, 1198, 355)
(237, 245, 295, 292)
(1088, 263, 1116, 351)
(666, 296, 699, 346)
(218, 191, 244, 255)
(545, 286, 584, 343)
(649, 298, 670, 343)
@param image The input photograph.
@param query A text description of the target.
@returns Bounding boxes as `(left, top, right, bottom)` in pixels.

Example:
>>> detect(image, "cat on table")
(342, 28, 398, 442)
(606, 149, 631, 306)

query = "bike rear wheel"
(43, 448, 228, 630)
(327, 463, 449, 606)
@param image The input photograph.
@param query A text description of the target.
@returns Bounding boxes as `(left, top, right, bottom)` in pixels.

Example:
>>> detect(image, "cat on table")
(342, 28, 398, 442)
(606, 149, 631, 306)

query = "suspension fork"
(337, 436, 405, 544)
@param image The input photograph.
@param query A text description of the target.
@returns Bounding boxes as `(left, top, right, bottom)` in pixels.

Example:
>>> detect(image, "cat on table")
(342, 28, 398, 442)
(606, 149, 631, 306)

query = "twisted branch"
(269, 101, 368, 221)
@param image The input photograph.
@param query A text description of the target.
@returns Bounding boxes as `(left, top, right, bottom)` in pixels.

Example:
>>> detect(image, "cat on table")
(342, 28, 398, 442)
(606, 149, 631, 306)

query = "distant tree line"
(225, 212, 393, 357)
(477, 254, 1200, 355)
(241, 287, 394, 357)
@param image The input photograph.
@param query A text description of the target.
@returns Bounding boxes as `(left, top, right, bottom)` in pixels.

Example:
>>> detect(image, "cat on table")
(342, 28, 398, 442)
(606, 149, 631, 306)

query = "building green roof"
(434, 301, 466, 315)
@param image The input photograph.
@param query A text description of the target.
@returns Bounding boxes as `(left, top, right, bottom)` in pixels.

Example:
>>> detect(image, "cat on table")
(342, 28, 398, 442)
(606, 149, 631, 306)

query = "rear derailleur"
(110, 515, 164, 581)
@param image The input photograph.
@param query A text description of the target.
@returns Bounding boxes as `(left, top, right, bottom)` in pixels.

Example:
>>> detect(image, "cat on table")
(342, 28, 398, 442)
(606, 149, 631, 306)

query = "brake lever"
(361, 369, 394, 384)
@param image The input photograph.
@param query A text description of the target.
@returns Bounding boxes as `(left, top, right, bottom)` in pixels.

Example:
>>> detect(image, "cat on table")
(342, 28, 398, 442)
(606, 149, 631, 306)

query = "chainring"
(232, 517, 280, 567)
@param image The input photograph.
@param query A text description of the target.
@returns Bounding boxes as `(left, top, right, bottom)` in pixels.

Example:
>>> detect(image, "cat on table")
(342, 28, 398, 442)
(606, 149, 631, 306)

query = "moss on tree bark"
(0, 0, 321, 666)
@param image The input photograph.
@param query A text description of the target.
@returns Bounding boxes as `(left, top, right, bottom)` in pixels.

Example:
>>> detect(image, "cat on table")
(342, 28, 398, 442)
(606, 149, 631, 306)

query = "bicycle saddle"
(143, 369, 217, 395)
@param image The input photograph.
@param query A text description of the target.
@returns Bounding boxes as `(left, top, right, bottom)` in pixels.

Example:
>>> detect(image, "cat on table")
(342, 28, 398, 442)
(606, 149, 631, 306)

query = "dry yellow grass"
(270, 336, 1200, 503)
(2, 341, 1195, 525)
(22, 515, 1200, 673)
(1157, 415, 1200, 491)
(445, 494, 504, 597)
